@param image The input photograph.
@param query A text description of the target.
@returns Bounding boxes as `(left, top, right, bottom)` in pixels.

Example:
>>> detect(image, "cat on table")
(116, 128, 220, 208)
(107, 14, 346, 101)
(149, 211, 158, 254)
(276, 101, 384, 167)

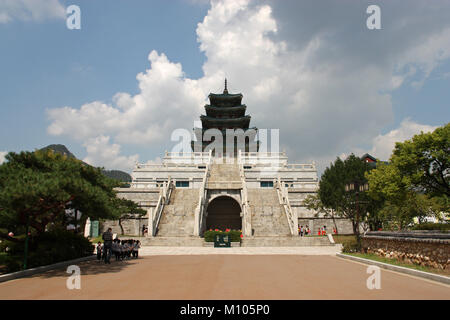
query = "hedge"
(410, 223, 450, 231)
(1, 228, 94, 273)
(204, 230, 242, 242)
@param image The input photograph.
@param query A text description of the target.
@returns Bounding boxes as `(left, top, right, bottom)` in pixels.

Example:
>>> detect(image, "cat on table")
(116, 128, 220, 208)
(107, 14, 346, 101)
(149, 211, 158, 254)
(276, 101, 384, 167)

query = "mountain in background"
(40, 144, 76, 159)
(39, 144, 132, 183)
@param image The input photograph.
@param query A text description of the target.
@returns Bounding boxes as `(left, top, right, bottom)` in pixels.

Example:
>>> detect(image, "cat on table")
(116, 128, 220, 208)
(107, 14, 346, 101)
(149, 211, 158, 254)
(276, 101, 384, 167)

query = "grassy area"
(344, 252, 450, 276)
(332, 235, 356, 244)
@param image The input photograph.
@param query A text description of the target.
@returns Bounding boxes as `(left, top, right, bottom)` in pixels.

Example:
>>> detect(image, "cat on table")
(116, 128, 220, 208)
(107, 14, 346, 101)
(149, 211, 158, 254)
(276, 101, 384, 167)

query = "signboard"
(214, 234, 231, 248)
(90, 220, 99, 238)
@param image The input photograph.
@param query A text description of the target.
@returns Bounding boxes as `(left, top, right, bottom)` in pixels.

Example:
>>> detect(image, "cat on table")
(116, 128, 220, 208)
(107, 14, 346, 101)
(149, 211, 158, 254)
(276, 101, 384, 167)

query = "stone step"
(241, 236, 333, 247)
(247, 188, 291, 237)
(142, 236, 204, 247)
(125, 236, 332, 247)
(156, 188, 199, 237)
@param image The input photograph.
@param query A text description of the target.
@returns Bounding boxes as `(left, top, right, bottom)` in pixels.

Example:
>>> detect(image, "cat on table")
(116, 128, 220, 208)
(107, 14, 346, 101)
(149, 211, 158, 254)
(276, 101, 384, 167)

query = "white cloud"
(46, 0, 450, 173)
(0, 0, 65, 23)
(82, 136, 139, 171)
(0, 151, 7, 164)
(366, 119, 438, 161)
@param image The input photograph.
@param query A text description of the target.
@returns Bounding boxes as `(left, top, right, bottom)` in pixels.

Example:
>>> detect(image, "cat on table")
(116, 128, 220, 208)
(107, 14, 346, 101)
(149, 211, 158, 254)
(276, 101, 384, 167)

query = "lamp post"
(345, 181, 369, 251)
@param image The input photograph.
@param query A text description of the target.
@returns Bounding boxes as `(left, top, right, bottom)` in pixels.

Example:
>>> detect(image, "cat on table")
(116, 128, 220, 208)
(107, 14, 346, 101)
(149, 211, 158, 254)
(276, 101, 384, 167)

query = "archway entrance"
(206, 196, 242, 231)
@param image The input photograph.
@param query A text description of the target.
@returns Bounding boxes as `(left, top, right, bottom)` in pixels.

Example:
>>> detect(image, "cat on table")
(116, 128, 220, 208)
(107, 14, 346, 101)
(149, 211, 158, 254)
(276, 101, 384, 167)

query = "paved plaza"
(138, 245, 342, 256)
(0, 248, 448, 300)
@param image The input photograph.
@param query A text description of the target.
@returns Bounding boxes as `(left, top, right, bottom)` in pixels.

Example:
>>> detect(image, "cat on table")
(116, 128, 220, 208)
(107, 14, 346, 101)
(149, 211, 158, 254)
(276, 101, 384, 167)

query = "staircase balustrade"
(238, 150, 252, 237)
(150, 176, 174, 236)
(275, 177, 298, 235)
(193, 150, 212, 236)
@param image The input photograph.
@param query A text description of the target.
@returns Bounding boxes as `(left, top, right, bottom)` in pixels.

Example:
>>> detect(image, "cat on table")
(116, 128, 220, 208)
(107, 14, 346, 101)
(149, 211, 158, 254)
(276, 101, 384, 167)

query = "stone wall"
(298, 218, 356, 235)
(100, 218, 147, 237)
(362, 231, 450, 270)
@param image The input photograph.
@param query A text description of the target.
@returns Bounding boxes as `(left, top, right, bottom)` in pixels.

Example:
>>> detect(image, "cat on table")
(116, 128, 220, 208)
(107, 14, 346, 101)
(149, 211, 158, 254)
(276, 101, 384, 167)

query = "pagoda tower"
(191, 79, 259, 155)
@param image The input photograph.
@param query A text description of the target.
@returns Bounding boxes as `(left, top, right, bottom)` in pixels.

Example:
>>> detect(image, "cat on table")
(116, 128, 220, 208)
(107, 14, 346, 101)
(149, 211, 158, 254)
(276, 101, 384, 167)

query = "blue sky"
(0, 0, 449, 173)
(0, 0, 209, 157)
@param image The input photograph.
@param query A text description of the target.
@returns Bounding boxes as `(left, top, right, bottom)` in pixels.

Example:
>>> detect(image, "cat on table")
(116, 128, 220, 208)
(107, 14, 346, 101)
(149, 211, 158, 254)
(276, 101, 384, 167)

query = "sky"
(0, 0, 449, 174)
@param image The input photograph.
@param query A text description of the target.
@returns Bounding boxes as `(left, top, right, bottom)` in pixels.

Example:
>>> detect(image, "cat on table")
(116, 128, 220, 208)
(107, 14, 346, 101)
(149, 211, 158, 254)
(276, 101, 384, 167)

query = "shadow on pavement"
(37, 257, 144, 278)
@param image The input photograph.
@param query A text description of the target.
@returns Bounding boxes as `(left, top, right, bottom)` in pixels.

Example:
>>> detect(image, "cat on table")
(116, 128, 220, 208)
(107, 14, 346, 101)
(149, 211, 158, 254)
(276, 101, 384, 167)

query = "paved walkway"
(139, 245, 342, 256)
(0, 254, 448, 299)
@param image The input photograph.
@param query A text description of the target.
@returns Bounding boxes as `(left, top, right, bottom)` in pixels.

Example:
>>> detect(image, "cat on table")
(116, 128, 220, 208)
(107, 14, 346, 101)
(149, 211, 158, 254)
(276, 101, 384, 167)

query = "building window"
(284, 182, 294, 188)
(156, 181, 164, 187)
(244, 166, 252, 169)
(176, 181, 189, 188)
(260, 181, 273, 188)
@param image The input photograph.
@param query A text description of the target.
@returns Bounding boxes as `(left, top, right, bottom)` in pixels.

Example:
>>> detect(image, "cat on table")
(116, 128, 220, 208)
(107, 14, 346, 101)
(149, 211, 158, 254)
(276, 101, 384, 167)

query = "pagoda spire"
(223, 78, 228, 94)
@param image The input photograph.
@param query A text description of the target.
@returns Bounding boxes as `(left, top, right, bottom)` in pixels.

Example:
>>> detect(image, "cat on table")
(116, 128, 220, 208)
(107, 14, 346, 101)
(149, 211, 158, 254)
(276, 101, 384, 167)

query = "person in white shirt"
(132, 240, 141, 259)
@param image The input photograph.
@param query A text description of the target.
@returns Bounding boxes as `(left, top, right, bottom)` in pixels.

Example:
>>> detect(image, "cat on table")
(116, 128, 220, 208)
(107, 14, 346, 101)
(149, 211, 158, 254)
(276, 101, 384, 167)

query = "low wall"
(362, 231, 450, 270)
(101, 218, 147, 237)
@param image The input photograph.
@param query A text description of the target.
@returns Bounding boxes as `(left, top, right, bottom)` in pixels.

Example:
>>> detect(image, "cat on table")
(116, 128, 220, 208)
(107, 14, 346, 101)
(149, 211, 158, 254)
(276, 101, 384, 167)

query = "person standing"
(96, 242, 103, 261)
(102, 228, 113, 264)
(133, 240, 141, 259)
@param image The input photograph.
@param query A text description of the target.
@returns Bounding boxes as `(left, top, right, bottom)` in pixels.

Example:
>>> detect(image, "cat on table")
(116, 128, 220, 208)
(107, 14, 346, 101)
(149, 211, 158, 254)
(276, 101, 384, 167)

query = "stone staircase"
(247, 188, 291, 236)
(207, 163, 241, 189)
(155, 188, 199, 237)
(142, 236, 204, 247)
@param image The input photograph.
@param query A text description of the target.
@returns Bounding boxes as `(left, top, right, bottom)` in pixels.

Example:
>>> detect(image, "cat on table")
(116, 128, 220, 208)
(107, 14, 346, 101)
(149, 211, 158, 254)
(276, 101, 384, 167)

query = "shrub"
(341, 237, 359, 253)
(204, 230, 242, 242)
(2, 229, 94, 273)
(410, 223, 450, 231)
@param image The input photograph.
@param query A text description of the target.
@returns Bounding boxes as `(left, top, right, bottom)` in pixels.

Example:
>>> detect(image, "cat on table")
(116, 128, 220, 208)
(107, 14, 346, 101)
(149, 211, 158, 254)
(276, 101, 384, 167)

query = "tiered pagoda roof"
(191, 80, 259, 154)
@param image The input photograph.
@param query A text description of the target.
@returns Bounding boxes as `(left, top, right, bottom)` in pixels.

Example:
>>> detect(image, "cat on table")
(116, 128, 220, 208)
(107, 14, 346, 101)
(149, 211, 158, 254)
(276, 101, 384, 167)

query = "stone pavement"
(138, 245, 342, 256)
(1, 254, 448, 300)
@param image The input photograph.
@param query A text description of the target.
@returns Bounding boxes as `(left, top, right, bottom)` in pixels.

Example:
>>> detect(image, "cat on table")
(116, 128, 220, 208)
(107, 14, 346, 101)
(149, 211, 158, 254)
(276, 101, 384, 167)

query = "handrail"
(194, 150, 212, 236)
(276, 177, 298, 235)
(238, 150, 252, 237)
(150, 176, 174, 236)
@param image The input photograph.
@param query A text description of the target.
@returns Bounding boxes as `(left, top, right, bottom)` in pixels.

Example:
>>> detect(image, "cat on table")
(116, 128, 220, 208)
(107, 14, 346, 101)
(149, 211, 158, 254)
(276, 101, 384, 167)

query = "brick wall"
(362, 231, 450, 270)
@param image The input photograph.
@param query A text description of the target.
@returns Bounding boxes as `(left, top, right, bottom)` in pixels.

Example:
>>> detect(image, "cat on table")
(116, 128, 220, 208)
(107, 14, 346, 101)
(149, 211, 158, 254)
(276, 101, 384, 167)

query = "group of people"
(299, 225, 338, 236)
(97, 228, 141, 264)
(298, 225, 311, 236)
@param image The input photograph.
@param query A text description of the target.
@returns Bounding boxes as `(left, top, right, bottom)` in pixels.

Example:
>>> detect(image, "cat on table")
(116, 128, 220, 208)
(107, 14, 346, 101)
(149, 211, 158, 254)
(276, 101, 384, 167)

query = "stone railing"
(238, 150, 252, 236)
(148, 177, 174, 237)
(275, 177, 298, 235)
(193, 150, 212, 236)
(362, 231, 450, 270)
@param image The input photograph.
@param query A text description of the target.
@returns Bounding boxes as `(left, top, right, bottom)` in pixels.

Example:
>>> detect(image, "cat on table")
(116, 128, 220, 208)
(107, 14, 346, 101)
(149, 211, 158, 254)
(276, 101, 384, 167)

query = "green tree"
(392, 123, 449, 197)
(366, 123, 449, 229)
(0, 150, 125, 241)
(318, 154, 375, 235)
(303, 194, 340, 232)
(115, 198, 146, 235)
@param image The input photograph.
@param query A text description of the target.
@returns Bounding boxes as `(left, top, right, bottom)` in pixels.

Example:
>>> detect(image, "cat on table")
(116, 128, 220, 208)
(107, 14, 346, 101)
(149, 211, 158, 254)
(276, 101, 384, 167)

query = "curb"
(336, 253, 450, 285)
(0, 255, 96, 284)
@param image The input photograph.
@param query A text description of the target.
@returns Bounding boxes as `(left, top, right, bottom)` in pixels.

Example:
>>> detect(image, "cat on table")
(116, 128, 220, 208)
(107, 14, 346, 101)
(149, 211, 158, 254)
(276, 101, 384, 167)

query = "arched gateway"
(206, 196, 242, 231)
